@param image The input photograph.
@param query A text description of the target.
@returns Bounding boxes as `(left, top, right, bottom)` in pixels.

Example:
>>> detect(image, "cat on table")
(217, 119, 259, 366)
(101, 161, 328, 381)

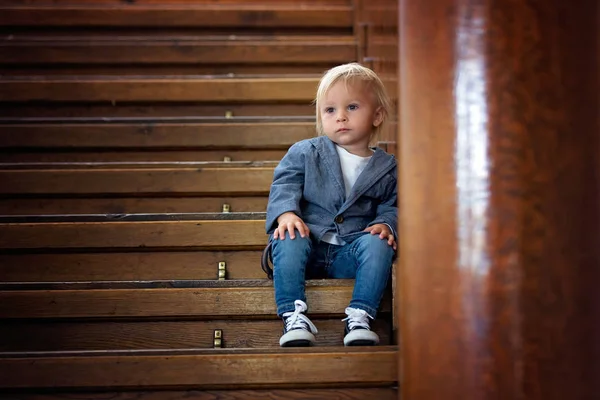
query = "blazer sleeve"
(265, 143, 306, 234)
(367, 172, 398, 239)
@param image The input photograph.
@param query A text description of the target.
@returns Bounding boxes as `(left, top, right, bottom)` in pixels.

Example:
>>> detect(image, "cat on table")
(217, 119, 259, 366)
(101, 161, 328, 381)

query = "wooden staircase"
(0, 0, 399, 398)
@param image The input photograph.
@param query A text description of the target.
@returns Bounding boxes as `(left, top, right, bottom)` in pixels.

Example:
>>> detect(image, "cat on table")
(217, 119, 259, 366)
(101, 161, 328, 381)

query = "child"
(265, 63, 397, 347)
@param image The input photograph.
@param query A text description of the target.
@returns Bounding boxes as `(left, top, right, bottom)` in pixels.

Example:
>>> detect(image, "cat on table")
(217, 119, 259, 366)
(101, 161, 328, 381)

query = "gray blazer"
(265, 136, 397, 244)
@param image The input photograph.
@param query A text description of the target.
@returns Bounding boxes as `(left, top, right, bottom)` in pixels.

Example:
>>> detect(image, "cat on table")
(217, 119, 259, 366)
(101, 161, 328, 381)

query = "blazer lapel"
(312, 137, 346, 198)
(339, 147, 395, 211)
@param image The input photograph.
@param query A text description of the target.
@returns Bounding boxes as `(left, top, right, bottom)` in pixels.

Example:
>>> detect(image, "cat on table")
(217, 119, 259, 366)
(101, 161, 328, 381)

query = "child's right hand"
(274, 212, 310, 240)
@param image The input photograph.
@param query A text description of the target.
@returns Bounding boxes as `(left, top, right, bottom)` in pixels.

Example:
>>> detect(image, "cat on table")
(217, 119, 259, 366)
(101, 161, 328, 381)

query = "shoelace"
(282, 300, 318, 334)
(342, 307, 373, 330)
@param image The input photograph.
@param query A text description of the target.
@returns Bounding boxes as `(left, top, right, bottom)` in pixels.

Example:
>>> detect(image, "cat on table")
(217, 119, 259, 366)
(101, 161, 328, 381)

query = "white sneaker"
(279, 300, 318, 347)
(342, 307, 379, 346)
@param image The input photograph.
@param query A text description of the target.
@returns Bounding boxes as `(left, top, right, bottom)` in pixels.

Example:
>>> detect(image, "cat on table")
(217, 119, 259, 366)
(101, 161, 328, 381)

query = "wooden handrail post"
(397, 0, 599, 398)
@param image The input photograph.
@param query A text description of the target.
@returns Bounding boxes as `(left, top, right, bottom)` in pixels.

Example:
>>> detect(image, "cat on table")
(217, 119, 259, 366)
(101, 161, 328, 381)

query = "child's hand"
(364, 224, 397, 250)
(274, 212, 310, 240)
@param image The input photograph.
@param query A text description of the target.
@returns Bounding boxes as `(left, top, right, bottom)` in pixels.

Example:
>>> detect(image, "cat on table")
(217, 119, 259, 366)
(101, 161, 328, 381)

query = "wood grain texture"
(0, 219, 267, 249)
(0, 251, 266, 281)
(0, 166, 274, 195)
(0, 77, 320, 102)
(354, 0, 398, 143)
(0, 388, 398, 400)
(398, 0, 599, 398)
(0, 121, 315, 149)
(0, 150, 287, 163)
(0, 284, 391, 318)
(0, 4, 353, 28)
(0, 196, 268, 215)
(0, 39, 356, 64)
(0, 346, 397, 390)
(0, 318, 392, 350)
(0, 104, 314, 118)
(0, 64, 337, 76)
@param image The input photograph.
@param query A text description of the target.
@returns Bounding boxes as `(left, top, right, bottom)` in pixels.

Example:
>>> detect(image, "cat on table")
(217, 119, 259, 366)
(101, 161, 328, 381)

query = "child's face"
(320, 80, 383, 155)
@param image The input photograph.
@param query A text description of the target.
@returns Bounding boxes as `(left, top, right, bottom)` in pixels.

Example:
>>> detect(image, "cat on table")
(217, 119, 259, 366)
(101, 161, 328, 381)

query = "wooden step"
(0, 388, 398, 400)
(0, 103, 315, 118)
(0, 250, 266, 282)
(0, 64, 340, 76)
(0, 347, 397, 390)
(0, 318, 392, 351)
(0, 150, 287, 163)
(0, 162, 275, 196)
(0, 196, 268, 215)
(0, 117, 315, 149)
(0, 213, 268, 250)
(0, 279, 391, 319)
(0, 76, 321, 103)
(0, 2, 354, 28)
(0, 116, 316, 162)
(0, 36, 356, 65)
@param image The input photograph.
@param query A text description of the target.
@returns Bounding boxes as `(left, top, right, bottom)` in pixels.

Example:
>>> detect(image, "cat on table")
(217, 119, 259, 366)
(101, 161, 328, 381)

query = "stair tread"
(0, 212, 266, 223)
(0, 167, 274, 195)
(0, 345, 397, 390)
(0, 160, 278, 169)
(0, 283, 392, 318)
(0, 278, 353, 290)
(0, 345, 398, 358)
(0, 76, 327, 102)
(0, 75, 323, 81)
(0, 197, 268, 216)
(0, 319, 394, 351)
(0, 116, 315, 123)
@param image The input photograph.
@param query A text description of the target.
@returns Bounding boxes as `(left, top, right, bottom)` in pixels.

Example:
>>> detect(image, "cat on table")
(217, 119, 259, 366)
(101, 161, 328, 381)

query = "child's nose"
(336, 112, 347, 122)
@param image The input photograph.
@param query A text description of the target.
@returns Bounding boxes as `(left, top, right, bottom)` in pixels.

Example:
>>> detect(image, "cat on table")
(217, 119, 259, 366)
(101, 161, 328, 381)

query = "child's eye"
(324, 107, 335, 113)
(348, 104, 358, 111)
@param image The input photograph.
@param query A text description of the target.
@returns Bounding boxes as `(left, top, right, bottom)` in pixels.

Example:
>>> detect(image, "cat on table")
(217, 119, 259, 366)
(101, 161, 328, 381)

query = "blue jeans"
(272, 231, 394, 317)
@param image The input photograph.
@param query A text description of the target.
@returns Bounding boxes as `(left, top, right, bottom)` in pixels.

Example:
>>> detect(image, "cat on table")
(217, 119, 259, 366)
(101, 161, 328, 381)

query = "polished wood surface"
(0, 281, 390, 319)
(0, 196, 268, 215)
(0, 119, 315, 149)
(0, 2, 353, 28)
(0, 219, 266, 249)
(0, 0, 399, 396)
(0, 251, 265, 281)
(0, 319, 392, 351)
(353, 0, 398, 142)
(398, 0, 599, 398)
(0, 36, 356, 65)
(0, 388, 398, 400)
(0, 347, 397, 390)
(0, 77, 320, 103)
(0, 164, 274, 195)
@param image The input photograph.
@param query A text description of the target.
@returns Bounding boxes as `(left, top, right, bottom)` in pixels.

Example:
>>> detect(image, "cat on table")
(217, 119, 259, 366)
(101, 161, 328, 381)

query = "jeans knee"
(362, 233, 395, 254)
(271, 231, 312, 260)
(356, 234, 395, 268)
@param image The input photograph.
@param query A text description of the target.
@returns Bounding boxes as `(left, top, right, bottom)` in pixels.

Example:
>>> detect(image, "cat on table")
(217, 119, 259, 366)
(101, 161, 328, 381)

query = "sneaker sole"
(344, 339, 377, 346)
(280, 339, 312, 347)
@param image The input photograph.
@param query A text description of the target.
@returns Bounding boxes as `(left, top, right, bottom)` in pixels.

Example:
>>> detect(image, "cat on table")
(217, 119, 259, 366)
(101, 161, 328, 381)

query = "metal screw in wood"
(213, 329, 223, 348)
(218, 261, 226, 280)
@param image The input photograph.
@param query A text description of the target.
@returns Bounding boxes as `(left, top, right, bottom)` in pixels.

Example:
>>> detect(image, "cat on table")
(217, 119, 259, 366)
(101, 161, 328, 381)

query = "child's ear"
(373, 107, 384, 127)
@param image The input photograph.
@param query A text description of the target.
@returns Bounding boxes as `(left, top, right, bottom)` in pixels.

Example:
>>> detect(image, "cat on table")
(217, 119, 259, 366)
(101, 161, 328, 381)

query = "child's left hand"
(364, 224, 397, 250)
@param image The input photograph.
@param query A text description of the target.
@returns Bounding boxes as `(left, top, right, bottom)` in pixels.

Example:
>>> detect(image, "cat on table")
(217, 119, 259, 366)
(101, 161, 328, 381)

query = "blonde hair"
(315, 62, 392, 144)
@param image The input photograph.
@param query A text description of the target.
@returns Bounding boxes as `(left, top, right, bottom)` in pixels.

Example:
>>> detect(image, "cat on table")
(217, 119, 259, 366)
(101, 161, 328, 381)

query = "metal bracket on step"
(218, 261, 226, 280)
(223, 156, 232, 162)
(225, 110, 233, 119)
(222, 203, 231, 213)
(213, 329, 223, 348)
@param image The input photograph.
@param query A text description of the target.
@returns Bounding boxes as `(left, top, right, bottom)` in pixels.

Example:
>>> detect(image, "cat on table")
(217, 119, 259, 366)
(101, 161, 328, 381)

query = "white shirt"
(321, 145, 373, 245)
